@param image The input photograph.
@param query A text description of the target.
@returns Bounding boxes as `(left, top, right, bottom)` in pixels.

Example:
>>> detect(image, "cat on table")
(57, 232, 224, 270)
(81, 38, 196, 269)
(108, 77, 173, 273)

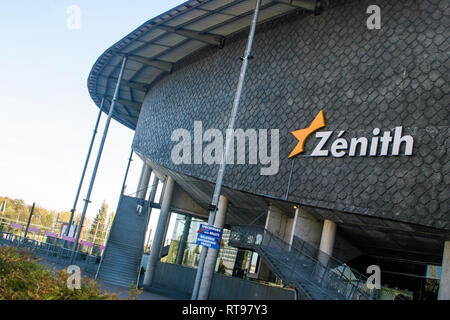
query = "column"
(257, 204, 292, 280)
(265, 204, 288, 239)
(144, 177, 159, 250)
(289, 207, 299, 246)
(143, 176, 175, 287)
(197, 195, 228, 300)
(175, 215, 192, 265)
(289, 206, 323, 247)
(318, 219, 337, 267)
(136, 162, 152, 199)
(438, 241, 450, 300)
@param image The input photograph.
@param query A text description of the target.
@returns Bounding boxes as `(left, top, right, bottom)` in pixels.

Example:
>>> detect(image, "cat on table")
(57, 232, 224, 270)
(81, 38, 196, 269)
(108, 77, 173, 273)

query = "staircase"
(229, 225, 379, 300)
(96, 195, 149, 287)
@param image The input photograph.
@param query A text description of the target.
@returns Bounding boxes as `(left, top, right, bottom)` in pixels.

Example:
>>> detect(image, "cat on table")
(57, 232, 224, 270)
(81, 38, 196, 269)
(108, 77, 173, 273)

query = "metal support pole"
(136, 173, 158, 288)
(70, 56, 128, 264)
(23, 202, 35, 239)
(120, 148, 134, 198)
(191, 0, 261, 300)
(285, 158, 295, 200)
(66, 98, 105, 237)
(197, 195, 228, 299)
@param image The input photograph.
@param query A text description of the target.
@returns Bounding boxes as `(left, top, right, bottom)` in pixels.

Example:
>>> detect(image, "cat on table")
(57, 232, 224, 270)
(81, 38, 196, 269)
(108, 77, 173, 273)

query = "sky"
(0, 0, 185, 222)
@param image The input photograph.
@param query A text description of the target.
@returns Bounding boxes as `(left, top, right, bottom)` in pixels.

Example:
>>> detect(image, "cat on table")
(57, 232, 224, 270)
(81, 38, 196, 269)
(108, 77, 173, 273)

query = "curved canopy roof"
(87, 0, 318, 130)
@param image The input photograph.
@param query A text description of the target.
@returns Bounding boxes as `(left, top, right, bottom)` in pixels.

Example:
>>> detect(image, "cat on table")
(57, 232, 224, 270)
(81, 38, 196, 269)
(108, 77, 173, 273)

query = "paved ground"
(98, 281, 174, 300)
(39, 257, 177, 300)
(41, 260, 175, 300)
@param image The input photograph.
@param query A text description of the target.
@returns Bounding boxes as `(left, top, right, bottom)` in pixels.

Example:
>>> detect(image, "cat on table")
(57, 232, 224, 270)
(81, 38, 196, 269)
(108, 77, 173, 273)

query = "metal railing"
(229, 225, 398, 300)
(0, 231, 100, 276)
(0, 216, 108, 249)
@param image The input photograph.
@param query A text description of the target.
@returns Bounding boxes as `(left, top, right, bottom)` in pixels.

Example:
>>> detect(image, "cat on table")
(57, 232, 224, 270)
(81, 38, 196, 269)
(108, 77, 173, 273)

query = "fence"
(0, 230, 100, 276)
(0, 216, 107, 252)
(153, 261, 295, 300)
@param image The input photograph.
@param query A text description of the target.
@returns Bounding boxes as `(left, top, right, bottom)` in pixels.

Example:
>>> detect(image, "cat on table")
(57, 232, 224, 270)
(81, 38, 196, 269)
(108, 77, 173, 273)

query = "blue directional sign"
(196, 224, 223, 249)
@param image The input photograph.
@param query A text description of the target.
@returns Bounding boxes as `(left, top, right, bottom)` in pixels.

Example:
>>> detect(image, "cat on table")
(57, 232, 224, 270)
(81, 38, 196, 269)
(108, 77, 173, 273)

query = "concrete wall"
(264, 205, 292, 242)
(258, 204, 293, 282)
(291, 208, 323, 247)
(170, 183, 209, 218)
(333, 234, 362, 263)
(133, 0, 449, 230)
(289, 208, 361, 262)
(153, 261, 295, 300)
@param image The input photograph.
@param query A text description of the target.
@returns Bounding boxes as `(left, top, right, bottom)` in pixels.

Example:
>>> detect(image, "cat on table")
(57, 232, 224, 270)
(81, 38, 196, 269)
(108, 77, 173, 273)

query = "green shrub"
(0, 246, 117, 300)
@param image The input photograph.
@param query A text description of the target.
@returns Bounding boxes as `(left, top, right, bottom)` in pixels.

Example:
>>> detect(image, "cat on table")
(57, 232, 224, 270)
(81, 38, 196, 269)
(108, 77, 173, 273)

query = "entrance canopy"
(87, 0, 318, 129)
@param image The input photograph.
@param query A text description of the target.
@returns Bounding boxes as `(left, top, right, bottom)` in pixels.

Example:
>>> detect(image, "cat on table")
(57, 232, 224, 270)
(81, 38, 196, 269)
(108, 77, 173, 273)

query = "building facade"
(89, 0, 449, 300)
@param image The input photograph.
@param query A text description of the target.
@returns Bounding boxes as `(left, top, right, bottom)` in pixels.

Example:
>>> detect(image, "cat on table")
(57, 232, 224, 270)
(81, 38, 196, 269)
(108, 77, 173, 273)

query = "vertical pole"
(136, 173, 158, 288)
(144, 177, 159, 250)
(175, 215, 192, 265)
(23, 203, 36, 239)
(115, 147, 135, 212)
(145, 229, 153, 252)
(121, 149, 134, 197)
(289, 206, 300, 250)
(53, 213, 59, 233)
(317, 219, 337, 284)
(0, 201, 5, 232)
(0, 200, 5, 216)
(285, 159, 295, 200)
(318, 219, 337, 262)
(143, 176, 174, 287)
(191, 0, 262, 300)
(70, 56, 128, 264)
(438, 241, 450, 300)
(197, 195, 228, 299)
(136, 162, 152, 199)
(66, 98, 105, 236)
(92, 219, 100, 247)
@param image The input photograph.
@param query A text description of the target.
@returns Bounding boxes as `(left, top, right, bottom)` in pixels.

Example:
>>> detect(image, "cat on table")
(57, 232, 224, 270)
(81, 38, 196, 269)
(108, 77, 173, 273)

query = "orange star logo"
(288, 110, 326, 158)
